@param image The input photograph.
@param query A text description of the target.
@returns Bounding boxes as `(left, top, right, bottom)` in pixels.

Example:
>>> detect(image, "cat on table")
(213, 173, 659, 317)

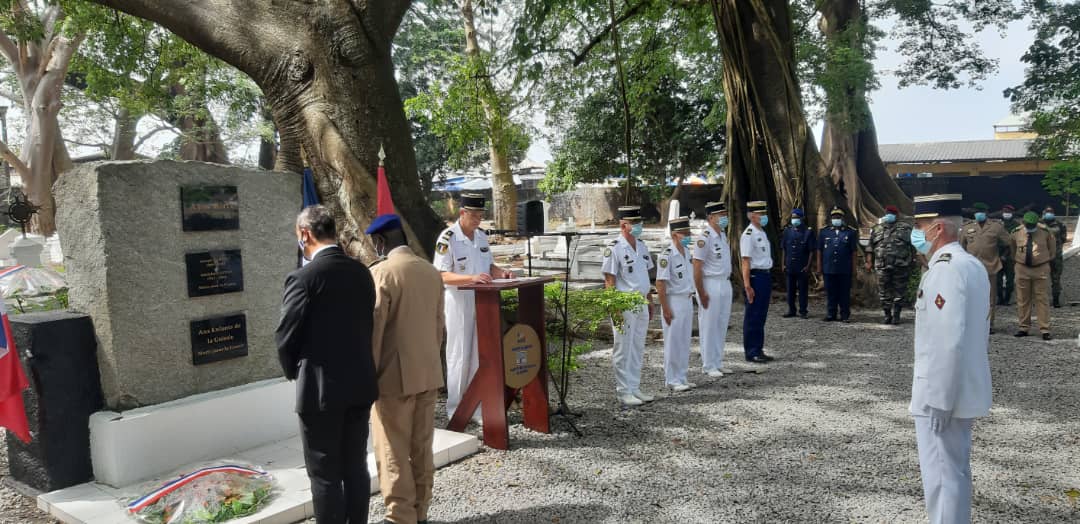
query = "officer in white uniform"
(740, 200, 775, 363)
(693, 202, 733, 377)
(658, 217, 696, 391)
(909, 193, 992, 524)
(601, 206, 655, 407)
(432, 193, 512, 420)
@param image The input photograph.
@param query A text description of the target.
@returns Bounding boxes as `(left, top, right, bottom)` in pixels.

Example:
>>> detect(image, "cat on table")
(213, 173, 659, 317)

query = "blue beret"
(791, 208, 805, 218)
(365, 214, 402, 235)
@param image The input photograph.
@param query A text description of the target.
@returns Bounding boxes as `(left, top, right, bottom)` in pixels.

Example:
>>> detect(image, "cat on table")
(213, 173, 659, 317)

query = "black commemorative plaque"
(185, 250, 244, 297)
(181, 185, 239, 231)
(190, 314, 248, 365)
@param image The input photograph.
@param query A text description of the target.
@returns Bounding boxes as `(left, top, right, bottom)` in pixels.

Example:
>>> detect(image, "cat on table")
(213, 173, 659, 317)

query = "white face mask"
(1002, 213, 1013, 220)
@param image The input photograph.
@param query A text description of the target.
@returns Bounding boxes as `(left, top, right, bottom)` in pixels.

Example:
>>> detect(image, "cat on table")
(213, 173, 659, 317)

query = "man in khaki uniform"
(1011, 212, 1057, 341)
(959, 202, 1012, 333)
(367, 214, 446, 524)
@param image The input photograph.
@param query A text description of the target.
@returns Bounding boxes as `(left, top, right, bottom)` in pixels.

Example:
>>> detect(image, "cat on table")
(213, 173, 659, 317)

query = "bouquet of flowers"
(125, 464, 275, 524)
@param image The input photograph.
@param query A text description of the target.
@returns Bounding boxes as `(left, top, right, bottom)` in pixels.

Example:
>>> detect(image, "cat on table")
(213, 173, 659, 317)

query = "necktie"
(1025, 233, 1034, 266)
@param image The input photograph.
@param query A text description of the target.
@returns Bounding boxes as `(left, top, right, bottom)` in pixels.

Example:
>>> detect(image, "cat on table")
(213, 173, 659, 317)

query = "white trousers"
(698, 277, 732, 372)
(662, 294, 693, 386)
(444, 288, 480, 420)
(612, 306, 649, 395)
(914, 416, 975, 524)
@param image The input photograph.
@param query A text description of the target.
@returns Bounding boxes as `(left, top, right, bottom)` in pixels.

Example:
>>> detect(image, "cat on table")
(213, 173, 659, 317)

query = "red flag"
(377, 145, 395, 216)
(0, 300, 30, 443)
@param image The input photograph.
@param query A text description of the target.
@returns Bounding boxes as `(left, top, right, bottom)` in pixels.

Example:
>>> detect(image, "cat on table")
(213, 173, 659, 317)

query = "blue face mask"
(910, 228, 931, 255)
(791, 218, 802, 227)
(680, 236, 692, 248)
(718, 216, 729, 229)
(630, 223, 643, 238)
(884, 213, 897, 224)
(759, 215, 769, 227)
(975, 212, 987, 223)
(1044, 213, 1055, 221)
(831, 218, 843, 228)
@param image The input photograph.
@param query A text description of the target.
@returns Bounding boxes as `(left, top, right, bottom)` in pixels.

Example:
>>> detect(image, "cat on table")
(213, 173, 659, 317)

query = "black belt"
(1023, 261, 1050, 268)
(750, 269, 770, 275)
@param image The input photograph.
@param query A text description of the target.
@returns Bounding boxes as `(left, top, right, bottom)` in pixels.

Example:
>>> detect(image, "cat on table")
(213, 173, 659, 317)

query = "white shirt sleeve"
(920, 264, 968, 411)
(656, 250, 672, 281)
(433, 236, 453, 272)
(479, 233, 494, 269)
(601, 243, 619, 276)
(692, 236, 708, 262)
(739, 229, 753, 259)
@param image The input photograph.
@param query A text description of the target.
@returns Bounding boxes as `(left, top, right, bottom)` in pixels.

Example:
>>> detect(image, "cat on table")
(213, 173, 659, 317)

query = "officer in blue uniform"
(781, 208, 816, 319)
(817, 206, 858, 322)
(740, 200, 775, 363)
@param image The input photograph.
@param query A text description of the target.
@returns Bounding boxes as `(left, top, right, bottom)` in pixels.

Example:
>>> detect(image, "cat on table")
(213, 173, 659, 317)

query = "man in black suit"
(276, 205, 378, 523)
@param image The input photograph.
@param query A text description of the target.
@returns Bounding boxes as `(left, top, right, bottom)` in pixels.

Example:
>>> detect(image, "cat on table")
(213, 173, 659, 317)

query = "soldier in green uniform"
(866, 205, 915, 324)
(1042, 205, 1067, 308)
(998, 204, 1021, 305)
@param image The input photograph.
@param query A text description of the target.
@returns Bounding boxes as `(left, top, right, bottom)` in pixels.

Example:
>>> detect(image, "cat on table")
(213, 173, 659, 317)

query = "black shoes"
(882, 309, 893, 325)
(748, 355, 775, 363)
(782, 311, 797, 318)
(1014, 331, 1028, 337)
(799, 312, 808, 319)
(1053, 297, 1061, 308)
(824, 316, 836, 322)
(1043, 333, 1052, 341)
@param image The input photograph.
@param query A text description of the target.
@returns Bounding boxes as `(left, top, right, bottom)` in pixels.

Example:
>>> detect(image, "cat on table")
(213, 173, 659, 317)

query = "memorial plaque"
(185, 250, 244, 297)
(181, 185, 239, 231)
(190, 314, 248, 365)
(503, 324, 542, 389)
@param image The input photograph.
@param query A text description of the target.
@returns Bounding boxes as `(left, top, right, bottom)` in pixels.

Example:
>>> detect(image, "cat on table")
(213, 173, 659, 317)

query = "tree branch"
(0, 138, 31, 178)
(133, 124, 178, 149)
(571, 0, 651, 67)
(0, 32, 20, 70)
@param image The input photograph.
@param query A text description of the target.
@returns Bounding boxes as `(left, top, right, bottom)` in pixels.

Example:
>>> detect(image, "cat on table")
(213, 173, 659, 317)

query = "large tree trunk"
(818, 0, 912, 224)
(258, 105, 277, 170)
(92, 0, 443, 259)
(111, 107, 140, 160)
(461, 0, 516, 229)
(168, 80, 230, 163)
(710, 0, 839, 255)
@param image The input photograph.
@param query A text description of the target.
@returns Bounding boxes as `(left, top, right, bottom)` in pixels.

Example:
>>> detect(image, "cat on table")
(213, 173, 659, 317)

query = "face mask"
(1026, 225, 1037, 233)
(1002, 213, 1013, 220)
(759, 215, 769, 227)
(680, 236, 692, 248)
(718, 216, 729, 229)
(791, 218, 802, 227)
(831, 218, 843, 228)
(884, 214, 897, 224)
(975, 212, 987, 223)
(1044, 213, 1055, 221)
(630, 223, 643, 238)
(910, 228, 932, 255)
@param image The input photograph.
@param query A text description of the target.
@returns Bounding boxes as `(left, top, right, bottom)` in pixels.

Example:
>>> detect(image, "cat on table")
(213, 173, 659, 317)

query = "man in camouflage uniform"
(997, 204, 1021, 305)
(1042, 205, 1067, 308)
(866, 205, 915, 324)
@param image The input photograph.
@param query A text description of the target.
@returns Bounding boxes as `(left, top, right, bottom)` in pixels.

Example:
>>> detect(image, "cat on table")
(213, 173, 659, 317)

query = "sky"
(526, 18, 1035, 163)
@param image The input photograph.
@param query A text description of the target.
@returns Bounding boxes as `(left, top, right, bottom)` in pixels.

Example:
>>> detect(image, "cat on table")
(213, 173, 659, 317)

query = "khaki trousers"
(1015, 263, 1051, 334)
(371, 389, 438, 523)
(987, 270, 999, 328)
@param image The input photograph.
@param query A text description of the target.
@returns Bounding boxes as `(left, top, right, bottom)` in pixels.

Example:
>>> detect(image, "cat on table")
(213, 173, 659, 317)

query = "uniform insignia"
(677, 272, 683, 279)
(935, 253, 952, 264)
(480, 246, 489, 253)
(435, 242, 448, 255)
(935, 294, 946, 310)
(659, 258, 668, 268)
(603, 247, 612, 257)
(441, 230, 454, 240)
(697, 239, 705, 248)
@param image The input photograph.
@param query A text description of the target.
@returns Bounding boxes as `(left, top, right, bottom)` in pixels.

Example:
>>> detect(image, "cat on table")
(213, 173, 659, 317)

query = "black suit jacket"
(275, 246, 378, 413)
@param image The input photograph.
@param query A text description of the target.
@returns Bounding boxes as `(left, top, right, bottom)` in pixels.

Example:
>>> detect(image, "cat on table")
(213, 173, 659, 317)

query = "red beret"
(885, 205, 900, 215)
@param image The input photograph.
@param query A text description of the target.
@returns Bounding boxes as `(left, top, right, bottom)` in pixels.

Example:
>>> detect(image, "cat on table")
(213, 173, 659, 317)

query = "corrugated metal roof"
(878, 139, 1033, 163)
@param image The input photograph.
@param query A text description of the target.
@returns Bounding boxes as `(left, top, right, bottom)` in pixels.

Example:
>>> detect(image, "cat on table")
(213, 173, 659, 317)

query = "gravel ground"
(4, 259, 1077, 524)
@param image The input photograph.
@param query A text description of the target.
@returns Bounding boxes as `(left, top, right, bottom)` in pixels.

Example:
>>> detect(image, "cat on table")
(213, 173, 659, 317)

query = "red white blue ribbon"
(126, 465, 268, 513)
(0, 265, 25, 280)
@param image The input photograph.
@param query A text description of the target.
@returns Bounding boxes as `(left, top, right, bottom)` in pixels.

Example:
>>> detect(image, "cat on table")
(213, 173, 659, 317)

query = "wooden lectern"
(448, 277, 555, 450)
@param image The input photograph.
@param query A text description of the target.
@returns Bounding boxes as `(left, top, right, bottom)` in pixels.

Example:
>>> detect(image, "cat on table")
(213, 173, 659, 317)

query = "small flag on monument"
(377, 144, 395, 216)
(0, 300, 30, 443)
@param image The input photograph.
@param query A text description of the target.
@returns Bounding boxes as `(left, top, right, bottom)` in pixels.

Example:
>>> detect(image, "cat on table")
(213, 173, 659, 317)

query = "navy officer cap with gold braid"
(913, 193, 963, 219)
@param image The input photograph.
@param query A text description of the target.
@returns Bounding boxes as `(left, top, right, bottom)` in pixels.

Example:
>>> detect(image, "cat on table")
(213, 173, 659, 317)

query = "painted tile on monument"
(189, 314, 248, 365)
(180, 185, 239, 231)
(185, 249, 244, 297)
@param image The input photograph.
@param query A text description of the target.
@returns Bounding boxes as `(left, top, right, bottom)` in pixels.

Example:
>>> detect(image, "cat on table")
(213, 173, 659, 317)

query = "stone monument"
(54, 161, 301, 410)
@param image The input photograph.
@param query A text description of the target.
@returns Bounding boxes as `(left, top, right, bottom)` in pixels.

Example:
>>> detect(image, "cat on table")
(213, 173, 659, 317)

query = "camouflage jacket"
(869, 221, 915, 270)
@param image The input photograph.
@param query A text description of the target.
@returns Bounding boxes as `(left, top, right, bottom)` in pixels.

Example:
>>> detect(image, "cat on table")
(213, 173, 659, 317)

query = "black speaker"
(516, 200, 544, 236)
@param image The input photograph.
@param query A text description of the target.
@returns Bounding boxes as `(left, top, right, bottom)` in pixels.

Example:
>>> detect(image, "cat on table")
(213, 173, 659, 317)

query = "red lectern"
(448, 277, 555, 450)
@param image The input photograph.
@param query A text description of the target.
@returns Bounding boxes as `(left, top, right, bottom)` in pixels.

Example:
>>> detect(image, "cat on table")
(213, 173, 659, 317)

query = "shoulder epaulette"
(1037, 223, 1048, 230)
(662, 247, 672, 255)
(744, 227, 753, 235)
(934, 253, 952, 264)
(440, 229, 454, 240)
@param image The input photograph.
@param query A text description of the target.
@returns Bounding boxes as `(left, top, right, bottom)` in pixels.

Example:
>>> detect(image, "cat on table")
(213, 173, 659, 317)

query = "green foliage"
(1006, 2, 1080, 161)
(501, 283, 647, 373)
(1042, 161, 1080, 215)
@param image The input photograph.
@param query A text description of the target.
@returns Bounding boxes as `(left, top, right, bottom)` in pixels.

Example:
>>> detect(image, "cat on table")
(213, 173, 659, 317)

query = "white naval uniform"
(692, 224, 733, 373)
(432, 222, 494, 419)
(600, 235, 653, 396)
(912, 242, 992, 524)
(658, 241, 695, 387)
